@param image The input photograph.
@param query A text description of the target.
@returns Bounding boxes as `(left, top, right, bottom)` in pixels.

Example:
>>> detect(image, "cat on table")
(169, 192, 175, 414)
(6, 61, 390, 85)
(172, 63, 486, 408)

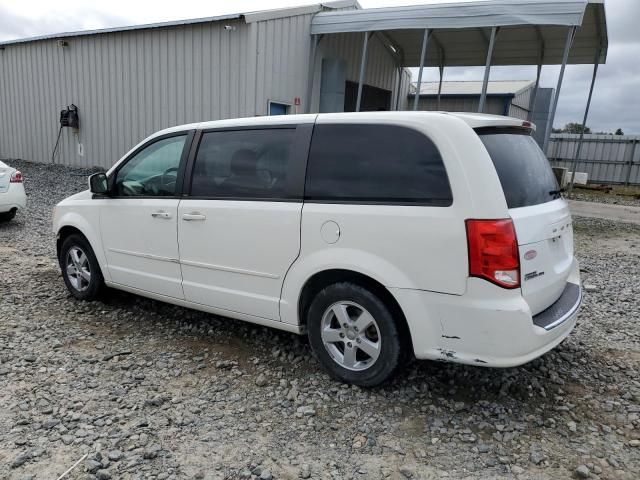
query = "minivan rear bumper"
(390, 257, 581, 367)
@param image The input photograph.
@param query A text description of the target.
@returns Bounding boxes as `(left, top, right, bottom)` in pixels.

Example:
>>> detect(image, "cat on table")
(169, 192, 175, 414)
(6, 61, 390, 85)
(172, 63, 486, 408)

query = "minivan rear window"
(306, 124, 452, 205)
(477, 128, 559, 209)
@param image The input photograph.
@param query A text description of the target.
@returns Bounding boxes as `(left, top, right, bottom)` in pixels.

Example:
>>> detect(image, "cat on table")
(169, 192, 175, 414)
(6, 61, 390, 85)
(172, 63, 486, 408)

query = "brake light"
(465, 219, 520, 289)
(10, 170, 23, 183)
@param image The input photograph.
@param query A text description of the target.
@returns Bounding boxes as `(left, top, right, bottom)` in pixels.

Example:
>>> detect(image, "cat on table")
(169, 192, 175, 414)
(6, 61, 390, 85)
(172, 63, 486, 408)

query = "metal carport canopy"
(310, 0, 608, 66)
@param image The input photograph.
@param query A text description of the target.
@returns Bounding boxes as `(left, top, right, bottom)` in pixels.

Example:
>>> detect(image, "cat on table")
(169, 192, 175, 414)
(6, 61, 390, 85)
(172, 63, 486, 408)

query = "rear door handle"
(182, 213, 206, 221)
(151, 211, 171, 219)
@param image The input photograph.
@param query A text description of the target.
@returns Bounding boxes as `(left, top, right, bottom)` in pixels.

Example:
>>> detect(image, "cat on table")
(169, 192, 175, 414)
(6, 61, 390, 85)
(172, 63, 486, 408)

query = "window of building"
(269, 102, 291, 116)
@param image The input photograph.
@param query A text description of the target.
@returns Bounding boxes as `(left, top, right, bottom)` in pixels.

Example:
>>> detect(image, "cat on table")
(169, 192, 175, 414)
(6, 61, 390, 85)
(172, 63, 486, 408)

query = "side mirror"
(89, 172, 109, 194)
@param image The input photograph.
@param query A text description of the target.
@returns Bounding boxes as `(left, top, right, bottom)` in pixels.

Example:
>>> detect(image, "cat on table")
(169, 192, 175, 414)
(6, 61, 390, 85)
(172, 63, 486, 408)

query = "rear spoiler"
(474, 124, 536, 136)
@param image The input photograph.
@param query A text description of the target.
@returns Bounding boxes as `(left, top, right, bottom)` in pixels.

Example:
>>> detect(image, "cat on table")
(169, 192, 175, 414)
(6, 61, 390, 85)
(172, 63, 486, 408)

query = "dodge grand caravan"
(53, 112, 581, 386)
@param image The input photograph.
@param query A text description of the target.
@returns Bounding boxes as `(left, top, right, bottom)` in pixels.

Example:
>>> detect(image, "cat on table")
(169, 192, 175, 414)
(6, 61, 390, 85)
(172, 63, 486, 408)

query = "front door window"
(114, 135, 187, 196)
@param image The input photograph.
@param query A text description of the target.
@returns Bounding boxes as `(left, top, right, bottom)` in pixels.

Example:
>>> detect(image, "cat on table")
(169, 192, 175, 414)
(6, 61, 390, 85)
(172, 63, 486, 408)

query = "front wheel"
(307, 282, 403, 387)
(59, 234, 104, 300)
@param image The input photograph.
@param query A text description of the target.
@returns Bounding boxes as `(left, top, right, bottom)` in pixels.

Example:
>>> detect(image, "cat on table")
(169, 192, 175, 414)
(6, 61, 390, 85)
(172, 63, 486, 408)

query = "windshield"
(477, 128, 559, 209)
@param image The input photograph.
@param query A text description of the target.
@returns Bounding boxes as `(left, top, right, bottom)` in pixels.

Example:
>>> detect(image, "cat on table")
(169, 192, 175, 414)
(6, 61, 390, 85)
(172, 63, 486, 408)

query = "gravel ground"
(1, 160, 639, 480)
(569, 189, 640, 208)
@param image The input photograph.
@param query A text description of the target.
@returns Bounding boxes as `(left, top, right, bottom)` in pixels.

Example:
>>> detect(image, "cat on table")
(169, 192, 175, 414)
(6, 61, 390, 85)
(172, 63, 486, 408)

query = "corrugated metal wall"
(413, 85, 534, 120)
(0, 19, 255, 169)
(414, 96, 509, 116)
(508, 104, 528, 120)
(548, 134, 640, 185)
(396, 69, 412, 111)
(309, 31, 406, 113)
(321, 33, 398, 90)
(254, 14, 311, 116)
(512, 86, 531, 111)
(0, 10, 404, 169)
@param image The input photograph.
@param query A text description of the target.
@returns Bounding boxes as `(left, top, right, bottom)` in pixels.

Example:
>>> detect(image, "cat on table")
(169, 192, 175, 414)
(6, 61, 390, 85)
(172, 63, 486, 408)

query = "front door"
(100, 133, 191, 299)
(178, 126, 308, 320)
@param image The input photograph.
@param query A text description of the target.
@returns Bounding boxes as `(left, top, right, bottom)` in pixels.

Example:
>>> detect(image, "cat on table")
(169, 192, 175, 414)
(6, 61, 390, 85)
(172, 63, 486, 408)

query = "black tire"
(307, 282, 403, 387)
(59, 233, 105, 301)
(0, 209, 17, 222)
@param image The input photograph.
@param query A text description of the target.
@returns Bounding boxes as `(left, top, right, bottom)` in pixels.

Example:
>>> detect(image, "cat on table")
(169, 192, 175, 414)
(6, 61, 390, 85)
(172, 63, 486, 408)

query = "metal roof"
(412, 80, 535, 96)
(0, 0, 359, 47)
(311, 0, 608, 66)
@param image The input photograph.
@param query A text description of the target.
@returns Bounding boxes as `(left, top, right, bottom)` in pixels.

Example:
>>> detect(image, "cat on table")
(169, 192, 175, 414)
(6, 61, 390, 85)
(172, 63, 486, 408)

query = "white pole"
(567, 49, 601, 195)
(478, 27, 498, 113)
(395, 67, 403, 110)
(413, 29, 430, 111)
(305, 34, 320, 114)
(527, 63, 542, 121)
(543, 26, 576, 154)
(437, 65, 444, 110)
(356, 32, 370, 112)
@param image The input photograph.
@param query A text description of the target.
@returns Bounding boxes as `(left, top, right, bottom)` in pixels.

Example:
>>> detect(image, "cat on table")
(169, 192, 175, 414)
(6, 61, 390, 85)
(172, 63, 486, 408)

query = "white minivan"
(53, 112, 581, 386)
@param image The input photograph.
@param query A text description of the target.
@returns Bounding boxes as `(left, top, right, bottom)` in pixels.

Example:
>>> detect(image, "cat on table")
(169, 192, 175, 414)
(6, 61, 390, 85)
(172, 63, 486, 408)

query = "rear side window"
(305, 124, 452, 205)
(190, 129, 295, 199)
(478, 129, 559, 209)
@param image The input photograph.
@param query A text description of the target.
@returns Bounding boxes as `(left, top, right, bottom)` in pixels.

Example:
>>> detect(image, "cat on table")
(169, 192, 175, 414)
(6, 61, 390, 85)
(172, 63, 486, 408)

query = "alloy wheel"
(320, 301, 381, 371)
(66, 246, 91, 292)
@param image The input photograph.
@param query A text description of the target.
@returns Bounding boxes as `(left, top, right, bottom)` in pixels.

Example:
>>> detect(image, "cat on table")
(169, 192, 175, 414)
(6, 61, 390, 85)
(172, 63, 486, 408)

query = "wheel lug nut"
(347, 342, 352, 348)
(356, 338, 361, 343)
(339, 332, 345, 338)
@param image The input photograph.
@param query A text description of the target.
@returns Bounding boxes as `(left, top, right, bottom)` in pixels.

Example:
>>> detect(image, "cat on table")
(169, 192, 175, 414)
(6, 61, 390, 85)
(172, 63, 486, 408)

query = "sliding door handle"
(151, 211, 171, 219)
(182, 213, 206, 221)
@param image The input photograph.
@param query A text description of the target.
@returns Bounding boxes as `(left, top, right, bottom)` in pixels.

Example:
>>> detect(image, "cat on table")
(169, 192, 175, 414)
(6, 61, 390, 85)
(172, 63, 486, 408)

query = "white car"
(0, 161, 27, 221)
(53, 112, 581, 386)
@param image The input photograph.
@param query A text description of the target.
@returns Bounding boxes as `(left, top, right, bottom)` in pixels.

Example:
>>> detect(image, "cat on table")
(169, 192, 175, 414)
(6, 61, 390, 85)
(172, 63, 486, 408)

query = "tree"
(615, 128, 624, 135)
(561, 123, 591, 134)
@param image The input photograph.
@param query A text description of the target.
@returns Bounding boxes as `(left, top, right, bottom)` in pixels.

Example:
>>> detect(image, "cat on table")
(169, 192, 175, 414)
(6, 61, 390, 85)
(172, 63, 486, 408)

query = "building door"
(344, 81, 391, 111)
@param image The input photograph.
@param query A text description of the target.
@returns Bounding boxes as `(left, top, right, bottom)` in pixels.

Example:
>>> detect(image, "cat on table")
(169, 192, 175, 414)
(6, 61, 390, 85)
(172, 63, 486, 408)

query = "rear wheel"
(307, 282, 402, 387)
(59, 234, 104, 300)
(0, 209, 17, 222)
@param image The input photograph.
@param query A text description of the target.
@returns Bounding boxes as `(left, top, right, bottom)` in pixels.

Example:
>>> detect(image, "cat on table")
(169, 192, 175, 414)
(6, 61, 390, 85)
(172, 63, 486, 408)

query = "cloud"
(0, 4, 128, 42)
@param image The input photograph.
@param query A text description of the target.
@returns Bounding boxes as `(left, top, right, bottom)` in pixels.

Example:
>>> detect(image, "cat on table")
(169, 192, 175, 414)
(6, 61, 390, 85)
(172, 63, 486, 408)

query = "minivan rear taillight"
(465, 219, 520, 289)
(10, 170, 23, 183)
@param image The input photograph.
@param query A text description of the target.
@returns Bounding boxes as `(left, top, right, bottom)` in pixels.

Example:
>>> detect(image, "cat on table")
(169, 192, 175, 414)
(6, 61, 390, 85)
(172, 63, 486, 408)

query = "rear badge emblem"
(524, 250, 537, 261)
(524, 271, 545, 281)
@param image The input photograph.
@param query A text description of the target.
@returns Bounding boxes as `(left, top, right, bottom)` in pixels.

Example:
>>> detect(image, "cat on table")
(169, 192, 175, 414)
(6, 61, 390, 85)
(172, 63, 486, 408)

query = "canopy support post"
(478, 27, 498, 113)
(527, 63, 542, 121)
(395, 67, 403, 111)
(305, 34, 321, 114)
(567, 49, 601, 195)
(356, 32, 371, 112)
(413, 28, 430, 111)
(437, 65, 444, 110)
(543, 26, 576, 154)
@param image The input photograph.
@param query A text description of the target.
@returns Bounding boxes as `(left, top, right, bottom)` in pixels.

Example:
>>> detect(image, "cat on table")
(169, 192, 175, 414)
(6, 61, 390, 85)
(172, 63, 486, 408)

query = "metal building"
(0, 0, 607, 183)
(410, 80, 541, 118)
(0, 1, 410, 169)
(410, 80, 554, 146)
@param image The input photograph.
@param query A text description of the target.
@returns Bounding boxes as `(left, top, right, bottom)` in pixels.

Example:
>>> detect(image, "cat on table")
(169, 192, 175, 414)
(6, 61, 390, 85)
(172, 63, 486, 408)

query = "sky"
(0, 0, 638, 134)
